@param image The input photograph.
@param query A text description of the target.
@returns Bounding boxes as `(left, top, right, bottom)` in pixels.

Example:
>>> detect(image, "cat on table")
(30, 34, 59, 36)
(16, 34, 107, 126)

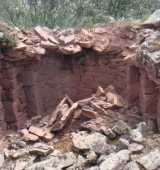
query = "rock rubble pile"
(1, 85, 160, 170)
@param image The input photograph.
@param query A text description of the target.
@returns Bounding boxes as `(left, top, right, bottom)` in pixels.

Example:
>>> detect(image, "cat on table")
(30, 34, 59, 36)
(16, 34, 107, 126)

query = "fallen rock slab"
(20, 129, 39, 142)
(29, 126, 45, 137)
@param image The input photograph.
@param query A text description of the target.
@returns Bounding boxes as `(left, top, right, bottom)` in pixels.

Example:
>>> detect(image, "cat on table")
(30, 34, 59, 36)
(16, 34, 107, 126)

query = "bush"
(0, 0, 160, 29)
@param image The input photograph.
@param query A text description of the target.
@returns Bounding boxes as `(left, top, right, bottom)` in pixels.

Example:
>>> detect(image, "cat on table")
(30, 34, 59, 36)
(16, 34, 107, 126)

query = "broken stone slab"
(59, 44, 82, 54)
(5, 148, 28, 159)
(104, 85, 115, 94)
(25, 152, 76, 170)
(43, 131, 54, 141)
(99, 150, 130, 170)
(29, 126, 45, 137)
(29, 143, 53, 156)
(41, 41, 59, 49)
(34, 26, 49, 40)
(106, 93, 124, 108)
(59, 34, 75, 44)
(20, 129, 39, 142)
(72, 131, 109, 155)
(95, 86, 105, 98)
(89, 101, 109, 116)
(50, 102, 78, 132)
(136, 149, 160, 170)
(33, 46, 45, 55)
(112, 120, 131, 135)
(48, 35, 59, 44)
(128, 143, 143, 154)
(81, 106, 98, 119)
(100, 127, 116, 139)
(14, 42, 27, 51)
(47, 96, 71, 127)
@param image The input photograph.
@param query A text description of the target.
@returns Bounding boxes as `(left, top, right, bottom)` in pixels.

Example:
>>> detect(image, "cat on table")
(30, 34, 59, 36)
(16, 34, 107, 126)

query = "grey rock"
(29, 143, 53, 156)
(7, 149, 28, 159)
(86, 151, 97, 164)
(72, 131, 109, 155)
(130, 129, 143, 144)
(97, 155, 108, 165)
(128, 143, 143, 153)
(144, 9, 160, 27)
(100, 150, 130, 170)
(86, 166, 100, 170)
(14, 161, 27, 170)
(100, 127, 116, 139)
(112, 120, 131, 135)
(136, 149, 160, 170)
(116, 138, 129, 151)
(123, 161, 140, 170)
(25, 152, 76, 170)
(0, 154, 4, 167)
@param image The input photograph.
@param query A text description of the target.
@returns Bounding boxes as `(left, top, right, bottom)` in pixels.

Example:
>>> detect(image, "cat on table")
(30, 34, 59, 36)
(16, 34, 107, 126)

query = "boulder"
(136, 149, 160, 170)
(86, 151, 98, 164)
(95, 86, 105, 98)
(99, 150, 130, 170)
(112, 120, 131, 135)
(72, 131, 109, 155)
(128, 143, 143, 153)
(29, 126, 45, 137)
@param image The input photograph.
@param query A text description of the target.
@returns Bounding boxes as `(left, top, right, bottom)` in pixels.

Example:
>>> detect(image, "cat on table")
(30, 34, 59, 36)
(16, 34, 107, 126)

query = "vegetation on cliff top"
(0, 0, 160, 29)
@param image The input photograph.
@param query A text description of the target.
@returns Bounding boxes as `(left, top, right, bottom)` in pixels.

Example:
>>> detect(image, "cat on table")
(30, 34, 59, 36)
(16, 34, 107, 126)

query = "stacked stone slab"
(0, 24, 140, 131)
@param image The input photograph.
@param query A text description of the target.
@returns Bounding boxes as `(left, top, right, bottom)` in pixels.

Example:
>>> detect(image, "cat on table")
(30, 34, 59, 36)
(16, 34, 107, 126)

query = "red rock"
(20, 129, 39, 141)
(81, 107, 98, 119)
(95, 86, 105, 97)
(50, 102, 78, 132)
(29, 126, 45, 137)
(1, 60, 14, 68)
(106, 93, 124, 108)
(33, 46, 45, 55)
(126, 66, 139, 85)
(24, 83, 44, 118)
(0, 78, 18, 89)
(41, 41, 58, 49)
(2, 66, 23, 79)
(24, 48, 35, 57)
(59, 44, 82, 54)
(3, 50, 23, 58)
(4, 100, 18, 122)
(123, 54, 136, 66)
(0, 86, 2, 101)
(34, 26, 49, 40)
(18, 71, 38, 86)
(48, 35, 59, 44)
(15, 42, 27, 51)
(81, 75, 93, 84)
(43, 130, 54, 141)
(104, 85, 115, 94)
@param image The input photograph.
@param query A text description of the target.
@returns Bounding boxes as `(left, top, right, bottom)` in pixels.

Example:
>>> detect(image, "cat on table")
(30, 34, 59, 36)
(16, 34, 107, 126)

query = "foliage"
(0, 0, 160, 29)
(0, 21, 18, 46)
